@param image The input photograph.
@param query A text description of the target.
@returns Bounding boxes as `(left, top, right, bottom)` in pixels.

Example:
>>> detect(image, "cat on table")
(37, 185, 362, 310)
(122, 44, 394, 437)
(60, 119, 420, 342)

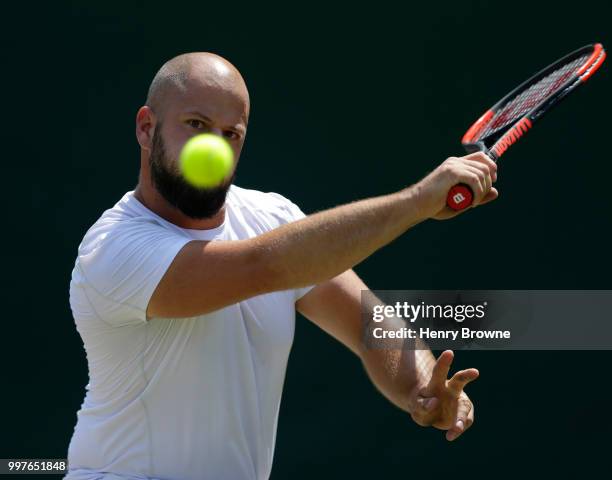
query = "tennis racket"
(447, 43, 606, 211)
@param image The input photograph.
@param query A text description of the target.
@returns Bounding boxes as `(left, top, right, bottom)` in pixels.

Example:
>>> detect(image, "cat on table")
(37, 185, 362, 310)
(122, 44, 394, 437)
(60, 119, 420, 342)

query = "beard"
(149, 125, 235, 219)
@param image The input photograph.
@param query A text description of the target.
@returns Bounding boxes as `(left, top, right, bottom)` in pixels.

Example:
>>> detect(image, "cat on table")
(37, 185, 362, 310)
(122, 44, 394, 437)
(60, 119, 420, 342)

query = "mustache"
(149, 129, 235, 219)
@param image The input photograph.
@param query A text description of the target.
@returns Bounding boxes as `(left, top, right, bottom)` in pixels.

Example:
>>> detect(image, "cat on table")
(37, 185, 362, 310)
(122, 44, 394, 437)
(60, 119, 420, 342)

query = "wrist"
(398, 182, 432, 222)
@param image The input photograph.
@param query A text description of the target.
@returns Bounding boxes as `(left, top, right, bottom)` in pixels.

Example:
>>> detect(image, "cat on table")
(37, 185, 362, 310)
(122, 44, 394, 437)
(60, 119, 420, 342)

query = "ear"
(136, 106, 157, 151)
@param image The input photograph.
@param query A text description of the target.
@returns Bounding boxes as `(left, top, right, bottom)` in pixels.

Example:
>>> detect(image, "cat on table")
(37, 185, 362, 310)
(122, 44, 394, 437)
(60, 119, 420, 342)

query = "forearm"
(359, 318, 437, 413)
(255, 185, 427, 292)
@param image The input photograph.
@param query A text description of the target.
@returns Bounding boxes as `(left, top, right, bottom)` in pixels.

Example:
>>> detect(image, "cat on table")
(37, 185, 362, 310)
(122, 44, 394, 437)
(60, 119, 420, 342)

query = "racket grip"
(446, 184, 473, 211)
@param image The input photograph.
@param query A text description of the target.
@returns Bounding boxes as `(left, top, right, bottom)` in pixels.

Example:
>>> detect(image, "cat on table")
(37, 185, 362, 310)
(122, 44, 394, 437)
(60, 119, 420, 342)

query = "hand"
(414, 152, 498, 220)
(408, 350, 478, 441)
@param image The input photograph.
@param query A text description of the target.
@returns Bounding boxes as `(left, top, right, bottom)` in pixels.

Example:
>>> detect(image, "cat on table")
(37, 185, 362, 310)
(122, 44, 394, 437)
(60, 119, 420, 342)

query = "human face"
(148, 76, 249, 219)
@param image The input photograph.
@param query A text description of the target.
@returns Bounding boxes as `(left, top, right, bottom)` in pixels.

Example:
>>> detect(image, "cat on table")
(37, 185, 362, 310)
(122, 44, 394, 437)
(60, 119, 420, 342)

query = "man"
(66, 52, 497, 480)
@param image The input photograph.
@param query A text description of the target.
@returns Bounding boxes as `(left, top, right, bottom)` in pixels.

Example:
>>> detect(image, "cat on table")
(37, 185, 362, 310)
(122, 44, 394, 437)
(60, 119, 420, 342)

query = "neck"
(134, 171, 227, 230)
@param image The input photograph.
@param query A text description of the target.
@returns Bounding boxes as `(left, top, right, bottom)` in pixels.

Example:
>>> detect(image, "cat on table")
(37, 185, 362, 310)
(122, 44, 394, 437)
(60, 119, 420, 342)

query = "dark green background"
(3, 0, 611, 477)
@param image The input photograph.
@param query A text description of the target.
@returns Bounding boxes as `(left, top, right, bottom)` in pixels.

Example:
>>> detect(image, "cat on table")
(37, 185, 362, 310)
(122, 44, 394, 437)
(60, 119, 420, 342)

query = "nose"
(209, 127, 224, 137)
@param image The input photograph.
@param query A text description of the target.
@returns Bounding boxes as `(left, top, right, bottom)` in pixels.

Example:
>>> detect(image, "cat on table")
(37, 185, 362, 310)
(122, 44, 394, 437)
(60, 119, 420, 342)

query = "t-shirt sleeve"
(77, 219, 192, 326)
(266, 192, 316, 301)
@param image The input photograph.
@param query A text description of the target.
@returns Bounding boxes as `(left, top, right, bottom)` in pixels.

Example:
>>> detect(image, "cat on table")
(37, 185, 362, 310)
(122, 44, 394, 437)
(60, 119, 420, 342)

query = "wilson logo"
(491, 117, 532, 157)
(453, 193, 466, 204)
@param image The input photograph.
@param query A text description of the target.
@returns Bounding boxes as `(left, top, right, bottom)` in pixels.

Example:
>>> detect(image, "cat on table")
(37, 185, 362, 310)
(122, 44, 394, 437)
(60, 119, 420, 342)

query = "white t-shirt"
(65, 185, 314, 480)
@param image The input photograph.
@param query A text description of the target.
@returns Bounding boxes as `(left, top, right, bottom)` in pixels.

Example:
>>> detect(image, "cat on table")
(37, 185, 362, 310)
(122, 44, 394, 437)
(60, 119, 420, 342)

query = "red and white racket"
(447, 43, 606, 211)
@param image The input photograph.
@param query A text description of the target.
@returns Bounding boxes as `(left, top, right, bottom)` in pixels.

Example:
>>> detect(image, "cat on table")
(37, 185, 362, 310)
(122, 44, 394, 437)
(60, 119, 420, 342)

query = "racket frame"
(461, 43, 606, 160)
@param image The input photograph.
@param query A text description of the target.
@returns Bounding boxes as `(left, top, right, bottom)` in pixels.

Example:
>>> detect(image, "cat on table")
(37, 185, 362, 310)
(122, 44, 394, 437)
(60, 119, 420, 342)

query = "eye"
(223, 130, 240, 140)
(187, 119, 206, 130)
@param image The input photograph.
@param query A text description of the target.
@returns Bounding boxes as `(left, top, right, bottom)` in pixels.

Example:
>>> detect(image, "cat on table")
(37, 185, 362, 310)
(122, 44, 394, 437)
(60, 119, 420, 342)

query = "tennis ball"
(179, 134, 234, 188)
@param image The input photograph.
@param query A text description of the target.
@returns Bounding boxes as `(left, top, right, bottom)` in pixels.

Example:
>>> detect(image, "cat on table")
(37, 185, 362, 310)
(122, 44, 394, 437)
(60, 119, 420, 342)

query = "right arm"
(147, 152, 497, 318)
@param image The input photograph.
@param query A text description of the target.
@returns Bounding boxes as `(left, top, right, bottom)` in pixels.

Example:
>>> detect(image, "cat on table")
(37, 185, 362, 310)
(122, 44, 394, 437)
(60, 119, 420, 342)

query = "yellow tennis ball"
(179, 134, 234, 188)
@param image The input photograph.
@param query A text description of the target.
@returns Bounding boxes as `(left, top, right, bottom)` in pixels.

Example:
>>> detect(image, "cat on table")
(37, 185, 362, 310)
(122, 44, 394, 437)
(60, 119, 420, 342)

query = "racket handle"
(446, 183, 473, 211)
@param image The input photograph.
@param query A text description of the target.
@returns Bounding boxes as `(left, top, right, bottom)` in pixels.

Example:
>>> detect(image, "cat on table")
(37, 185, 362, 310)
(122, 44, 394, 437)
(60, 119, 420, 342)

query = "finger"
(464, 151, 498, 173)
(465, 403, 475, 430)
(452, 170, 484, 206)
(464, 166, 490, 204)
(446, 398, 472, 441)
(464, 153, 498, 182)
(478, 187, 499, 206)
(446, 422, 463, 441)
(447, 368, 480, 396)
(425, 350, 454, 393)
(464, 159, 496, 186)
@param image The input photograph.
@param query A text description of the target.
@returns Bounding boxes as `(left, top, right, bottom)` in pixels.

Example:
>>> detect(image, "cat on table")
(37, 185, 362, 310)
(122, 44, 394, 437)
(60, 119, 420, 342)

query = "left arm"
(296, 269, 478, 441)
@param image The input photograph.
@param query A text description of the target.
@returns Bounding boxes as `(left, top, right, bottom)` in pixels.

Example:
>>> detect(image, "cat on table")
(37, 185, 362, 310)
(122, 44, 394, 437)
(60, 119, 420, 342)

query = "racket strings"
(478, 53, 590, 140)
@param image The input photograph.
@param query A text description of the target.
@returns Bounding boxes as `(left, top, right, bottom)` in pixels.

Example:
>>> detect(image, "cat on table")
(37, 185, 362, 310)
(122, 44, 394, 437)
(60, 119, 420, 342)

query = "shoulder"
(78, 201, 180, 258)
(75, 194, 189, 285)
(227, 185, 308, 225)
(71, 195, 190, 326)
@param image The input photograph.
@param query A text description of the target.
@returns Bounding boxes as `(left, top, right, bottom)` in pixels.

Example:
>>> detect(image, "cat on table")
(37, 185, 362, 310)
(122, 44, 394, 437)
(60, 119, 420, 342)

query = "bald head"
(136, 52, 250, 222)
(146, 52, 250, 122)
